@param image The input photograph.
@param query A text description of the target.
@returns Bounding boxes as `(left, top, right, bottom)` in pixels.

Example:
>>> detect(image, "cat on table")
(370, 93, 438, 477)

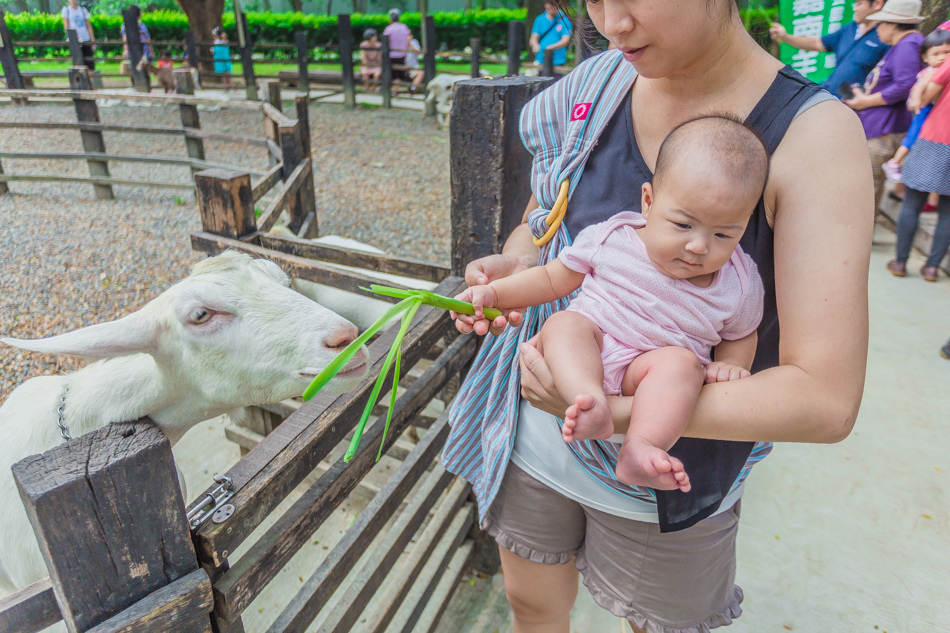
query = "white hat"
(867, 0, 925, 24)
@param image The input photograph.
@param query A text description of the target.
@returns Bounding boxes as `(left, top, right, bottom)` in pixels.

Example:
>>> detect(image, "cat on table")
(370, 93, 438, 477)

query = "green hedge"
(6, 7, 778, 58)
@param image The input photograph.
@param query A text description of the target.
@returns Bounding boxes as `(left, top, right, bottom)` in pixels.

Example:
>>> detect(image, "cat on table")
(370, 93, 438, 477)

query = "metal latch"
(187, 474, 235, 529)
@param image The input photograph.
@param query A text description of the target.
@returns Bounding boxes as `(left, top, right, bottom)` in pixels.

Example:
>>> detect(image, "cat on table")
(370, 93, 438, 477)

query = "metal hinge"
(186, 474, 235, 529)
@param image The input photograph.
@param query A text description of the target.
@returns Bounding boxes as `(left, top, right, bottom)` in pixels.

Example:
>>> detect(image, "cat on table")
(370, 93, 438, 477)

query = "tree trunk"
(291, 0, 303, 12)
(525, 0, 545, 46)
(921, 0, 950, 33)
(14, 0, 28, 13)
(37, 0, 51, 13)
(177, 0, 225, 76)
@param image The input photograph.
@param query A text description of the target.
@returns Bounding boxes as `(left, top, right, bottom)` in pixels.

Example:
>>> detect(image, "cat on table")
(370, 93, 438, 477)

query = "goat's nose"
(324, 324, 358, 350)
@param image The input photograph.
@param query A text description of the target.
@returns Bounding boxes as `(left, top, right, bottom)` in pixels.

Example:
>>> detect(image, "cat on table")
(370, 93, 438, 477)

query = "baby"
(457, 115, 767, 492)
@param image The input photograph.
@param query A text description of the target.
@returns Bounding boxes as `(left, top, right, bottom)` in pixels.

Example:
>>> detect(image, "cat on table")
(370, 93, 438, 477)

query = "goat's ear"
(1, 313, 160, 360)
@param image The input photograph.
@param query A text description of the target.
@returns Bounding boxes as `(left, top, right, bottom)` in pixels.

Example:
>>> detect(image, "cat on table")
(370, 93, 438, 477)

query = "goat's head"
(2, 251, 370, 408)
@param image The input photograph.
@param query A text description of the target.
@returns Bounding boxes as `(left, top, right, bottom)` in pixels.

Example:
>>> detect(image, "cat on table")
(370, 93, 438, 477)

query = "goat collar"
(57, 384, 72, 442)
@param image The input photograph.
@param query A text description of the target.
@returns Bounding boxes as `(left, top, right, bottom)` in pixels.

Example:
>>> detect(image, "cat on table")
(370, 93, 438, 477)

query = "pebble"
(0, 101, 450, 401)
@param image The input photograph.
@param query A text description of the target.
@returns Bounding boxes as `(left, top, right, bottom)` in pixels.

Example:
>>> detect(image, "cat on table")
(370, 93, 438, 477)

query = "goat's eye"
(190, 308, 213, 325)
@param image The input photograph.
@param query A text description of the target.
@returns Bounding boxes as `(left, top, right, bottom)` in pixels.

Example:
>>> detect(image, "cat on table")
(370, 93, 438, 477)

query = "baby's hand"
(704, 361, 751, 384)
(451, 285, 500, 335)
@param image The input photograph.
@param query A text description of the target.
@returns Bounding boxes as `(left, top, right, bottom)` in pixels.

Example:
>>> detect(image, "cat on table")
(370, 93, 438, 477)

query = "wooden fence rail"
(0, 76, 549, 633)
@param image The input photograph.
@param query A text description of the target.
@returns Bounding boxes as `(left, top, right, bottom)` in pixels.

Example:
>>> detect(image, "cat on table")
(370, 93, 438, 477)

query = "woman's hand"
(843, 86, 874, 111)
(452, 253, 531, 335)
(518, 336, 569, 416)
(768, 22, 788, 43)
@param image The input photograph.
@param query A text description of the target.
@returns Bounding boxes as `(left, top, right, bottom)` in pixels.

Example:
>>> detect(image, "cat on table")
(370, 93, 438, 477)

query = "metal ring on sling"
(532, 179, 570, 247)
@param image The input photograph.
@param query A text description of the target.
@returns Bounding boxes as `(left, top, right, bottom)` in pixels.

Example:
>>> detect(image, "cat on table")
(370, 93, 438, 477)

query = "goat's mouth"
(295, 358, 369, 382)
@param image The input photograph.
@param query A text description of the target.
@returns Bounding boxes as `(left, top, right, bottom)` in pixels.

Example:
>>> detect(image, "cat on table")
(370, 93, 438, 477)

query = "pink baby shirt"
(558, 211, 764, 380)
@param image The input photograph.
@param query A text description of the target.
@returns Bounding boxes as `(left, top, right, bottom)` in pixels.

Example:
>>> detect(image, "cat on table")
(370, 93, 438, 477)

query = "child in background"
(359, 29, 382, 93)
(883, 29, 950, 182)
(212, 27, 233, 91)
(455, 115, 767, 491)
(155, 49, 174, 93)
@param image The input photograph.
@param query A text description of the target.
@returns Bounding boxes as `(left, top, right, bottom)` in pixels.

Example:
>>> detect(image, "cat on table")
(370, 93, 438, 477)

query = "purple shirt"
(858, 31, 924, 139)
(383, 22, 411, 58)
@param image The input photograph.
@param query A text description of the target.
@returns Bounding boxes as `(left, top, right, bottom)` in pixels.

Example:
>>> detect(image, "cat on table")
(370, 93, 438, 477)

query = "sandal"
(886, 260, 907, 277)
(921, 265, 939, 282)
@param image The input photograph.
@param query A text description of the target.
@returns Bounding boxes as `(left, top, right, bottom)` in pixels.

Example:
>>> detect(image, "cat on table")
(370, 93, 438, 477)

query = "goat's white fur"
(0, 251, 369, 594)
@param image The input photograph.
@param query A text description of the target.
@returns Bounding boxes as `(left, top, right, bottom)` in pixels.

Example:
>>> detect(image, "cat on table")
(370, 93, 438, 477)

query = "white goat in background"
(0, 250, 369, 595)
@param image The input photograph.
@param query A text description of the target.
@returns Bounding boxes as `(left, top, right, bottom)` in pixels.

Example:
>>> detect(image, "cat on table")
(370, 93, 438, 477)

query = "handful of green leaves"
(302, 284, 502, 462)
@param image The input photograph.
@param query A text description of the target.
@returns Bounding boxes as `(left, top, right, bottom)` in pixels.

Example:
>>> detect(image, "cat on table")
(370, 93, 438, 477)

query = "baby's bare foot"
(615, 437, 691, 492)
(562, 393, 614, 443)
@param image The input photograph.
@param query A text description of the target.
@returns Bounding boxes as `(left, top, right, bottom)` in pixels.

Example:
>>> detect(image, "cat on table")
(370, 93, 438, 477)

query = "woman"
(844, 0, 925, 210)
(444, 0, 872, 631)
(61, 0, 96, 71)
(887, 34, 950, 282)
(383, 9, 412, 86)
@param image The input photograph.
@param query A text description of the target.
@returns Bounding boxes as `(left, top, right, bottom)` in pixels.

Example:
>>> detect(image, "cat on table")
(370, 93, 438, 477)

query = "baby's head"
(921, 29, 950, 69)
(640, 114, 768, 282)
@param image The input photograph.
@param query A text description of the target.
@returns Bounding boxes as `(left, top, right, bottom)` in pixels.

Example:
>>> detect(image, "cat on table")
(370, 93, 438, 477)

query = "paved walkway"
(436, 225, 950, 633)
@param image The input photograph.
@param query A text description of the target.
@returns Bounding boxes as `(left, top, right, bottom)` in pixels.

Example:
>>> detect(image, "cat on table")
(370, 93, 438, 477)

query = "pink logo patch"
(570, 103, 592, 122)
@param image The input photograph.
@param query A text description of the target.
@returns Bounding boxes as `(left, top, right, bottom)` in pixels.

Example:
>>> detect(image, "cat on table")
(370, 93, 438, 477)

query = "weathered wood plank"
(176, 68, 206, 172)
(0, 151, 264, 175)
(338, 15, 356, 108)
(262, 102, 291, 125)
(257, 232, 449, 283)
(123, 8, 149, 92)
(0, 89, 267, 110)
(278, 120, 307, 234)
(257, 157, 310, 233)
(69, 66, 112, 200)
(0, 577, 60, 633)
(189, 277, 465, 568)
(381, 35, 392, 109)
(506, 20, 524, 76)
(212, 335, 475, 624)
(12, 421, 203, 632)
(317, 476, 469, 633)
(86, 568, 213, 633)
(449, 76, 551, 275)
(0, 174, 193, 190)
(295, 31, 310, 94)
(470, 38, 481, 79)
(190, 230, 408, 299)
(293, 94, 317, 239)
(195, 169, 257, 239)
(0, 121, 269, 146)
(0, 12, 25, 91)
(385, 507, 474, 633)
(252, 162, 284, 202)
(410, 539, 475, 633)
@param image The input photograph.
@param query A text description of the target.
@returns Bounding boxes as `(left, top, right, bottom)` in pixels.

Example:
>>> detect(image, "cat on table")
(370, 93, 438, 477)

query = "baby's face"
(925, 43, 950, 69)
(639, 172, 754, 282)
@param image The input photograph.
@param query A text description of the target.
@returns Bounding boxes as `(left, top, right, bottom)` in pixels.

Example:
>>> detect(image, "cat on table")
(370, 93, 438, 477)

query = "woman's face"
(585, 0, 732, 78)
(874, 22, 910, 45)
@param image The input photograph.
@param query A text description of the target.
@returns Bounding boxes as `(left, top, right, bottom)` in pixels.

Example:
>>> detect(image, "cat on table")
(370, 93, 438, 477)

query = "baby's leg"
(615, 347, 704, 492)
(536, 311, 613, 443)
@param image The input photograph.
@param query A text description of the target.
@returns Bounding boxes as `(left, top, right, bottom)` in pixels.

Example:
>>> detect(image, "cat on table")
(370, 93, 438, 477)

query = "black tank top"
(569, 66, 825, 531)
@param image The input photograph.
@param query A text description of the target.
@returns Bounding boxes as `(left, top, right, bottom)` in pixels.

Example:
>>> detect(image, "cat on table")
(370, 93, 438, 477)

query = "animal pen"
(0, 74, 552, 632)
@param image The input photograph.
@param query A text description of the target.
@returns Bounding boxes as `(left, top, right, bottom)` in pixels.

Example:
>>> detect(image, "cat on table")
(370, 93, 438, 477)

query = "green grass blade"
(301, 296, 415, 401)
(375, 300, 421, 461)
(345, 298, 423, 462)
(366, 284, 503, 320)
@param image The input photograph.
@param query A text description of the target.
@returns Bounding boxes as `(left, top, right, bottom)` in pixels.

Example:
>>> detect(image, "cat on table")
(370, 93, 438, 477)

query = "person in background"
(403, 36, 425, 95)
(212, 27, 233, 90)
(843, 0, 924, 211)
(883, 29, 950, 182)
(885, 24, 950, 282)
(359, 28, 382, 93)
(61, 0, 96, 71)
(770, 0, 887, 99)
(529, 0, 573, 67)
(120, 5, 153, 67)
(383, 9, 412, 87)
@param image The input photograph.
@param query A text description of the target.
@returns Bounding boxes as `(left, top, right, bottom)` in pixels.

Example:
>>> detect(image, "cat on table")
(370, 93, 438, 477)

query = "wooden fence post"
(238, 12, 256, 101)
(123, 8, 150, 93)
(381, 34, 392, 109)
(175, 69, 205, 175)
(0, 11, 25, 91)
(337, 14, 356, 108)
(195, 168, 256, 239)
(0, 157, 8, 195)
(279, 120, 307, 234)
(295, 30, 310, 95)
(506, 20, 523, 77)
(69, 67, 113, 201)
(542, 48, 555, 78)
(449, 76, 551, 276)
(423, 15, 437, 86)
(67, 29, 84, 67)
(470, 37, 481, 79)
(12, 420, 213, 633)
(294, 94, 318, 239)
(261, 78, 281, 167)
(185, 29, 202, 87)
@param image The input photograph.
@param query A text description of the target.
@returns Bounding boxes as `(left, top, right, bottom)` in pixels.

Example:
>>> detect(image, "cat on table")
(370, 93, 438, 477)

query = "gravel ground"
(0, 100, 450, 402)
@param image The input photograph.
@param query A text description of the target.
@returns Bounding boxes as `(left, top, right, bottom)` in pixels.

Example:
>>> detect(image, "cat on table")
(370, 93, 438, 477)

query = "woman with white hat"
(844, 0, 926, 211)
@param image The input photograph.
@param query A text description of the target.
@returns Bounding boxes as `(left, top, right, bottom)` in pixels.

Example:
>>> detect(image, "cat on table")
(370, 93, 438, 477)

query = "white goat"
(267, 228, 439, 331)
(0, 251, 369, 594)
(425, 74, 464, 128)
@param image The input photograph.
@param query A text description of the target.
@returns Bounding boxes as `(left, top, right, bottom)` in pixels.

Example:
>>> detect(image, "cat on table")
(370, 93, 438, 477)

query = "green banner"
(779, 0, 854, 83)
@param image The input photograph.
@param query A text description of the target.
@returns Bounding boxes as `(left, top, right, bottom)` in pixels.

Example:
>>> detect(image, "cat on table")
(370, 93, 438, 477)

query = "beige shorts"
(484, 463, 743, 633)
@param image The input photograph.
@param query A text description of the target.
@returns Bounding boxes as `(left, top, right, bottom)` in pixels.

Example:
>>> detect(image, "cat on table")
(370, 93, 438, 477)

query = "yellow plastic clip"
(532, 179, 570, 247)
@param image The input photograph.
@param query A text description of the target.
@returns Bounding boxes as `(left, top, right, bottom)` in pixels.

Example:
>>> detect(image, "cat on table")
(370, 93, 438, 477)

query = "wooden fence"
(0, 10, 569, 104)
(0, 75, 553, 633)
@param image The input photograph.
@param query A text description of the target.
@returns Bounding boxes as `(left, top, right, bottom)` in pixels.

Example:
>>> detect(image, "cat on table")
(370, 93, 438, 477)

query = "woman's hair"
(363, 28, 377, 39)
(128, 4, 141, 20)
(921, 28, 950, 57)
(388, 8, 401, 21)
(888, 22, 918, 31)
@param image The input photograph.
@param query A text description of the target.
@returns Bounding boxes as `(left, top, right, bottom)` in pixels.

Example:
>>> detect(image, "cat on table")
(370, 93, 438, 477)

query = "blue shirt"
(531, 12, 572, 65)
(820, 22, 889, 98)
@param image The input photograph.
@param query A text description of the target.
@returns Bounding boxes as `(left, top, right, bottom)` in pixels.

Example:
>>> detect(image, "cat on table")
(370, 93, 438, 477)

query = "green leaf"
(365, 284, 503, 320)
